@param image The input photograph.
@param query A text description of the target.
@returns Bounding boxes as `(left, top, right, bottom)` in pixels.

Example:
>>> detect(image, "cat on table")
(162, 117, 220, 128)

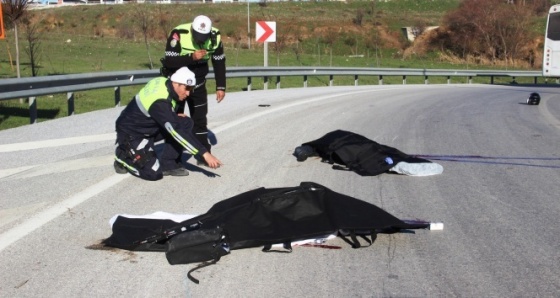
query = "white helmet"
(170, 67, 196, 87)
(192, 15, 212, 44)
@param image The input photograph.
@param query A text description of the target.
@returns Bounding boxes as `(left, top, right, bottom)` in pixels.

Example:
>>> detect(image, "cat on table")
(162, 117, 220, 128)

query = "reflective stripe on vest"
(135, 77, 176, 117)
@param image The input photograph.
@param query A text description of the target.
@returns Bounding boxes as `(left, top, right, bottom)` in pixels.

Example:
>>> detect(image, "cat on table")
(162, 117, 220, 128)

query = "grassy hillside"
(0, 0, 555, 130)
(2, 0, 467, 77)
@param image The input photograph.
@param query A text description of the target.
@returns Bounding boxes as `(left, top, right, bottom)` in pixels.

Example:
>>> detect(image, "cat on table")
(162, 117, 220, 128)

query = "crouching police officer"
(114, 67, 222, 181)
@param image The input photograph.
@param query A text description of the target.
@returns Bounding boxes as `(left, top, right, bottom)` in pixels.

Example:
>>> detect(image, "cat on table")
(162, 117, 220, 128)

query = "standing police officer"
(160, 15, 226, 157)
(114, 67, 222, 181)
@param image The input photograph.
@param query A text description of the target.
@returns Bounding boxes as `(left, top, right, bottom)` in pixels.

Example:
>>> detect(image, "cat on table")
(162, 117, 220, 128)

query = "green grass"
(1, 0, 467, 77)
(0, 0, 551, 130)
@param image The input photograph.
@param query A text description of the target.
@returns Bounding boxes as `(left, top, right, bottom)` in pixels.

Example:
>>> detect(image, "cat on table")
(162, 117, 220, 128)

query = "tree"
(438, 0, 536, 65)
(320, 29, 337, 67)
(494, 4, 532, 67)
(365, 1, 382, 67)
(132, 3, 154, 69)
(225, 28, 243, 67)
(23, 17, 40, 76)
(272, 20, 297, 66)
(156, 5, 172, 40)
(3, 0, 29, 78)
(353, 8, 364, 26)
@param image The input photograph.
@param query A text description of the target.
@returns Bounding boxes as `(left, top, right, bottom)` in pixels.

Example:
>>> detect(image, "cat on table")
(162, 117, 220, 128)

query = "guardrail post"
(490, 76, 494, 84)
(329, 75, 333, 86)
(425, 76, 428, 84)
(557, 78, 559, 84)
(468, 76, 472, 84)
(264, 76, 268, 90)
(29, 97, 37, 124)
(304, 75, 308, 88)
(354, 75, 358, 86)
(247, 77, 252, 91)
(534, 77, 537, 84)
(379, 75, 383, 85)
(67, 92, 75, 116)
(403, 75, 407, 85)
(114, 86, 121, 107)
(276, 76, 281, 89)
(447, 76, 450, 84)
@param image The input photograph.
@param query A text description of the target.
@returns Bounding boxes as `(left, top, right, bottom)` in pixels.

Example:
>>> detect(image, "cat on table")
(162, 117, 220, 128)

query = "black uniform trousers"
(115, 117, 196, 181)
(182, 79, 211, 152)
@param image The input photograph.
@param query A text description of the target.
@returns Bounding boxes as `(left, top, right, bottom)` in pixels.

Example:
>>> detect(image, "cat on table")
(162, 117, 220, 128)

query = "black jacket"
(162, 27, 226, 91)
(115, 79, 207, 156)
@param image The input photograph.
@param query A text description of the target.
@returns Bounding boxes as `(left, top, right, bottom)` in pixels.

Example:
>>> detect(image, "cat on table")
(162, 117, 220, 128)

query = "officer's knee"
(178, 116, 195, 130)
(137, 156, 163, 181)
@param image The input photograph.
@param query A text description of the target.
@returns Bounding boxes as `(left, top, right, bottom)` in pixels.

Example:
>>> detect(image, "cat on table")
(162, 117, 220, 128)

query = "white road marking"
(0, 133, 115, 153)
(0, 165, 36, 179)
(0, 174, 129, 252)
(0, 155, 114, 180)
(0, 202, 48, 229)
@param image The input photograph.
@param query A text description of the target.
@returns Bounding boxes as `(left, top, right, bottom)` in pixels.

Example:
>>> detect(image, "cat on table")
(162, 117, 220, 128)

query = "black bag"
(165, 226, 229, 283)
(102, 216, 182, 251)
(166, 226, 229, 265)
(297, 130, 431, 176)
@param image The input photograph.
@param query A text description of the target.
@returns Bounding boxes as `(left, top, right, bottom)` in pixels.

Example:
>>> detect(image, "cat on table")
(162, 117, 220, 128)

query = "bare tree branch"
(23, 16, 41, 77)
(132, 3, 154, 69)
(3, 0, 29, 78)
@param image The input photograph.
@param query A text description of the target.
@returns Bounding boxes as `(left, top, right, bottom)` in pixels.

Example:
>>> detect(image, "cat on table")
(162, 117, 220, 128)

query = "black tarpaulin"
(296, 130, 435, 176)
(103, 182, 430, 263)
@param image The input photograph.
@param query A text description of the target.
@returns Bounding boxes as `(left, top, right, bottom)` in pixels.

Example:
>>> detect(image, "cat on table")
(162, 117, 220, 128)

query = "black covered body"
(298, 130, 432, 176)
(103, 182, 429, 264)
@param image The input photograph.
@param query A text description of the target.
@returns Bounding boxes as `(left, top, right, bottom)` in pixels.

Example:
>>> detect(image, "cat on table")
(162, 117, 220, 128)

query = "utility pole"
(247, 1, 251, 49)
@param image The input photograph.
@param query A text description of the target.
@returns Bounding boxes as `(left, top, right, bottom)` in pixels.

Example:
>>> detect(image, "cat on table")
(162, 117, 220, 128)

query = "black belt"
(195, 79, 206, 89)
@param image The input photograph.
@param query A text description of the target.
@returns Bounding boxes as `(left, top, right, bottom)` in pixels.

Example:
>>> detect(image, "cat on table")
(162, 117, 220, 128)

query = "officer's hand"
(216, 90, 226, 103)
(202, 152, 223, 169)
(193, 50, 207, 61)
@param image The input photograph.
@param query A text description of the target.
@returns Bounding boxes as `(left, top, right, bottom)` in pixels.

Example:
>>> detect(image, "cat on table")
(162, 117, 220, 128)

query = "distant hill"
(1, 0, 552, 77)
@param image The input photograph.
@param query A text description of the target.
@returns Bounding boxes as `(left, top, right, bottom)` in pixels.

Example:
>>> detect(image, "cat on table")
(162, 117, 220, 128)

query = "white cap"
(192, 15, 212, 44)
(170, 67, 196, 86)
(192, 15, 212, 34)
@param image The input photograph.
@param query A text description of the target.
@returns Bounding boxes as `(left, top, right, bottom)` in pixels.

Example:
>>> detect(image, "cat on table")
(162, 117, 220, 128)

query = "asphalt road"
(1, 84, 559, 297)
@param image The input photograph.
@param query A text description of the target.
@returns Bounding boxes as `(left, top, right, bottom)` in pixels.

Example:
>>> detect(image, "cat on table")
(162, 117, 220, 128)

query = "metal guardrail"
(0, 67, 547, 124)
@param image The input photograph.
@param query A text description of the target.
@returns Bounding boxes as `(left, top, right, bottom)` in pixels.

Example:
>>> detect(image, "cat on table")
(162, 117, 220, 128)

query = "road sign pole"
(264, 42, 268, 67)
